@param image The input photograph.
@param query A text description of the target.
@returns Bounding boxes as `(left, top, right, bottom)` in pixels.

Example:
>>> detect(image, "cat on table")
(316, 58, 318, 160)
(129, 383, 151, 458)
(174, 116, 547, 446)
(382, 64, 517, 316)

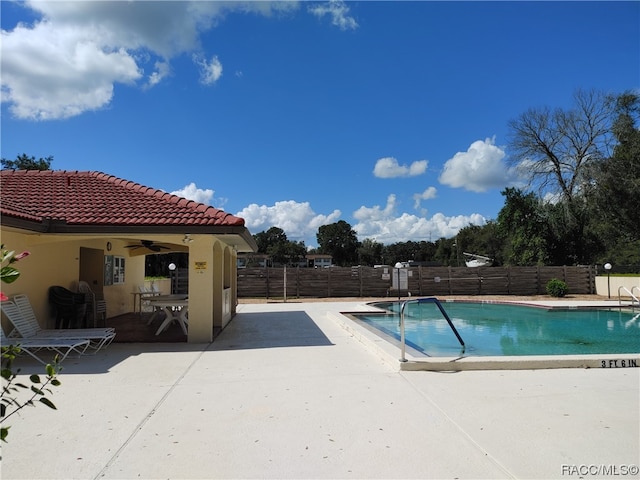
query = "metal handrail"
(618, 286, 640, 310)
(399, 297, 465, 362)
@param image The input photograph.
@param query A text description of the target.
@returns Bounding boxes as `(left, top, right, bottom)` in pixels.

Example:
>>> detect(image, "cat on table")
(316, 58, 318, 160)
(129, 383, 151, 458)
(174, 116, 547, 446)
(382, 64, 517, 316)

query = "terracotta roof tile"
(0, 170, 245, 227)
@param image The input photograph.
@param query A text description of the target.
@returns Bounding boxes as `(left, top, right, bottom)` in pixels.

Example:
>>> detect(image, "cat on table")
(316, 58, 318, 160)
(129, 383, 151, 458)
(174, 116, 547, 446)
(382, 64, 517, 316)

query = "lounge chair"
(1, 326, 90, 365)
(3, 297, 116, 352)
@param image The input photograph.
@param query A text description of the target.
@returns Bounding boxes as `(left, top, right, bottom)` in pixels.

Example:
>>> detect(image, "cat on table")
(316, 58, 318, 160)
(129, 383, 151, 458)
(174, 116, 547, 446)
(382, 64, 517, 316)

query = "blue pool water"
(354, 301, 640, 357)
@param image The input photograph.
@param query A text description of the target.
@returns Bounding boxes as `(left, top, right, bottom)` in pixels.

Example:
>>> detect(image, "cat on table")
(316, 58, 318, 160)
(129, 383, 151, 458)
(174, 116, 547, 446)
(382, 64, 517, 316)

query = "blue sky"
(2, 1, 638, 248)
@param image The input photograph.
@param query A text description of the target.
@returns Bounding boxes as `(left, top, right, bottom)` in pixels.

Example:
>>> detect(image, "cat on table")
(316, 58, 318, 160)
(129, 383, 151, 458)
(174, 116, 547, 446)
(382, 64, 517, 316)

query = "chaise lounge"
(2, 296, 116, 352)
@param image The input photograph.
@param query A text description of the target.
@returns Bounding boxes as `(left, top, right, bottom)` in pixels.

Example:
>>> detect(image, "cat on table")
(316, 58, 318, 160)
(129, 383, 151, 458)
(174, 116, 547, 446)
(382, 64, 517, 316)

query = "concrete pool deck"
(2, 300, 639, 479)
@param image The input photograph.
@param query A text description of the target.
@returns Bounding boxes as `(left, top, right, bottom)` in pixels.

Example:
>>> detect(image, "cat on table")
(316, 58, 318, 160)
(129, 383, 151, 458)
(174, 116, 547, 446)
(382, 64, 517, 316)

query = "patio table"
(148, 297, 188, 336)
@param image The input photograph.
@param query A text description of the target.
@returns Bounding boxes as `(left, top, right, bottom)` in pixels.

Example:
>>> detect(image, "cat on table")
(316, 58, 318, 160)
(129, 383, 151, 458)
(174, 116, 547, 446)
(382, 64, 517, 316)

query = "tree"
(433, 237, 457, 266)
(456, 222, 504, 266)
(507, 89, 613, 203)
(497, 188, 551, 265)
(507, 89, 616, 264)
(316, 220, 360, 267)
(1, 154, 53, 170)
(358, 238, 384, 266)
(589, 92, 640, 242)
(253, 227, 306, 266)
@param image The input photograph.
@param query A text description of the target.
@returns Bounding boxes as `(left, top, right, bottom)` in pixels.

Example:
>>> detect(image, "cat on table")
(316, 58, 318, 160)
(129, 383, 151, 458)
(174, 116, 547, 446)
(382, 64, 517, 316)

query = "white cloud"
(1, 1, 298, 120)
(193, 54, 223, 85)
(412, 186, 438, 212)
(171, 183, 216, 206)
(1, 22, 142, 120)
(147, 61, 171, 88)
(353, 194, 486, 244)
(308, 0, 358, 30)
(439, 137, 520, 192)
(373, 157, 428, 178)
(237, 200, 341, 245)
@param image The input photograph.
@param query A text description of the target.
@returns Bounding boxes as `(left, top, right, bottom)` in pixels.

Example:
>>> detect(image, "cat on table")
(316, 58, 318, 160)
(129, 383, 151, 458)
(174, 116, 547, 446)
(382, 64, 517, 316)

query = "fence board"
(237, 265, 595, 298)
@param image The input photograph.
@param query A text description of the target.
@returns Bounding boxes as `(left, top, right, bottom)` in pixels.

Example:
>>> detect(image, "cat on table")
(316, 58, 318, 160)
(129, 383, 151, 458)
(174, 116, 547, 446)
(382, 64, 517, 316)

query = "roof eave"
(0, 216, 258, 253)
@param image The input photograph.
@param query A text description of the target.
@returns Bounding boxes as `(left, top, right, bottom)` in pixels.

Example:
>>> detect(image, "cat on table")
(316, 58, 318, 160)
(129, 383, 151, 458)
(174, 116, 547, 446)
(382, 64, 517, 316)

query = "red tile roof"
(0, 170, 245, 228)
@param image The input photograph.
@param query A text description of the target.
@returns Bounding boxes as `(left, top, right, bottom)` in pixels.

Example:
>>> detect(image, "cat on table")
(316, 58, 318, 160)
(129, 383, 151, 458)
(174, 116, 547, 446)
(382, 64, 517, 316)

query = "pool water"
(356, 301, 640, 357)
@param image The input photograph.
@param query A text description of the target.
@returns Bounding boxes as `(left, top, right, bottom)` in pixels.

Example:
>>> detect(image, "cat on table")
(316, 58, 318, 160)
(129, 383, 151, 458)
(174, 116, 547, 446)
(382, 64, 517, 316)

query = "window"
(113, 256, 125, 284)
(105, 255, 125, 285)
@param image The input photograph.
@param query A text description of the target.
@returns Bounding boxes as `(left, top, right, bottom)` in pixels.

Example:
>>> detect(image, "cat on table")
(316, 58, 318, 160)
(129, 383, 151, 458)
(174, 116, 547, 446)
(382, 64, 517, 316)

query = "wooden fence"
(237, 265, 596, 298)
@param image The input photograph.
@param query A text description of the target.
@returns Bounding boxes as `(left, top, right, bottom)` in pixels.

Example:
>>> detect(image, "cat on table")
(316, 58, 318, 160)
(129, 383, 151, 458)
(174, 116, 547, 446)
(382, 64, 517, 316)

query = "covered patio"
(0, 170, 258, 343)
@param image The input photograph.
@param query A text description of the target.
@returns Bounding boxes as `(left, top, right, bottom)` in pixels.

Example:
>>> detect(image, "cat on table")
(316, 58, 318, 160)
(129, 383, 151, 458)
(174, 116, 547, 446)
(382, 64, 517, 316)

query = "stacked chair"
(78, 281, 107, 328)
(48, 286, 88, 329)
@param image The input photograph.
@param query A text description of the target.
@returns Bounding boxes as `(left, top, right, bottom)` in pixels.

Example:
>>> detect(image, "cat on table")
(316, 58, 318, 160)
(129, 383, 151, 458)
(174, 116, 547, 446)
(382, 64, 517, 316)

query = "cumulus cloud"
(373, 157, 428, 178)
(439, 137, 520, 192)
(353, 194, 486, 244)
(1, 22, 142, 120)
(412, 186, 437, 213)
(1, 1, 297, 120)
(237, 200, 342, 244)
(147, 61, 171, 88)
(171, 182, 224, 207)
(193, 54, 223, 85)
(308, 0, 358, 30)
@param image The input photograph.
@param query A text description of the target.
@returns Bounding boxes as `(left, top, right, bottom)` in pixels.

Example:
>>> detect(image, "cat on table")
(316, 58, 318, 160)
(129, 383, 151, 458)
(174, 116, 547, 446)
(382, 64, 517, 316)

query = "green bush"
(546, 278, 568, 297)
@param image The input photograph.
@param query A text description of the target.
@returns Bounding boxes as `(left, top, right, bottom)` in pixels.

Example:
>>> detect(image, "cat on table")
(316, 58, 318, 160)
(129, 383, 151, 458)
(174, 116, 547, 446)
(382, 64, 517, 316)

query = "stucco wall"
(595, 275, 640, 299)
(1, 230, 144, 329)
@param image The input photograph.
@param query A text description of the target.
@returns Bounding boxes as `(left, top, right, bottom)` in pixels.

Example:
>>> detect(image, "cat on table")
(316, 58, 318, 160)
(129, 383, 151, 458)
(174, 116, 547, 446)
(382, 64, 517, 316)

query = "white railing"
(618, 286, 640, 310)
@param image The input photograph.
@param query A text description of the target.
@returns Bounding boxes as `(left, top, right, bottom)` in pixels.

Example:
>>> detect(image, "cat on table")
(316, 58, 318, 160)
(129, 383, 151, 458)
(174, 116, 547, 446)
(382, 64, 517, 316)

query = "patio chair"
(1, 326, 90, 365)
(4, 296, 116, 352)
(78, 281, 107, 328)
(48, 285, 88, 329)
(139, 285, 164, 325)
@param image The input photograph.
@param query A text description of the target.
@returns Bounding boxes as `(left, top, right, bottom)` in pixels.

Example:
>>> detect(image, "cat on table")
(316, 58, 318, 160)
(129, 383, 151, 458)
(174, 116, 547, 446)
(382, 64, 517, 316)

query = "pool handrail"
(618, 286, 640, 310)
(399, 297, 465, 362)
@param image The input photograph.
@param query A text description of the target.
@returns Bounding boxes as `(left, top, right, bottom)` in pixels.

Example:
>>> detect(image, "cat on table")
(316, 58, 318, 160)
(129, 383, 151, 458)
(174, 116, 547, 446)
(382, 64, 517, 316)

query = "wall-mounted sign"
(194, 261, 207, 270)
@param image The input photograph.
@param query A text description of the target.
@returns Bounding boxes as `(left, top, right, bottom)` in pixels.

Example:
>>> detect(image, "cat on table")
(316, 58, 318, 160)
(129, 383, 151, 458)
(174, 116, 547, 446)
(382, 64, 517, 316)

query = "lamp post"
(395, 262, 403, 301)
(604, 263, 612, 299)
(168, 262, 176, 294)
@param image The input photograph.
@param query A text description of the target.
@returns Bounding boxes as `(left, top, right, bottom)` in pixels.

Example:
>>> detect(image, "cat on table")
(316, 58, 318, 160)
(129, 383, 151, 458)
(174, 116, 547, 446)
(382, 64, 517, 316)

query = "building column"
(187, 236, 217, 343)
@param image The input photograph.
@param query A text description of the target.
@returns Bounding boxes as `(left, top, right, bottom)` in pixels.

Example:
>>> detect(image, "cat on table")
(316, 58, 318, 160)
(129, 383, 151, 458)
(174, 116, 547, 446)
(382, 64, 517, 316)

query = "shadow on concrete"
(209, 310, 334, 350)
(8, 310, 333, 374)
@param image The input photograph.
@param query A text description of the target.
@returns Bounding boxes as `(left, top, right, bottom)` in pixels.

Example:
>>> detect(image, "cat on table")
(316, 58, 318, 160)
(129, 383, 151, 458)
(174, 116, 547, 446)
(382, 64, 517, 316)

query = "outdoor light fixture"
(168, 263, 177, 294)
(604, 262, 612, 299)
(395, 262, 403, 301)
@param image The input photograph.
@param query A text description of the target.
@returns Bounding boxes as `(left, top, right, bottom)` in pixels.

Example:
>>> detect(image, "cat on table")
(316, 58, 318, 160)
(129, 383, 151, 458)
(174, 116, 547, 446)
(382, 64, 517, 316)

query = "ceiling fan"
(125, 240, 170, 252)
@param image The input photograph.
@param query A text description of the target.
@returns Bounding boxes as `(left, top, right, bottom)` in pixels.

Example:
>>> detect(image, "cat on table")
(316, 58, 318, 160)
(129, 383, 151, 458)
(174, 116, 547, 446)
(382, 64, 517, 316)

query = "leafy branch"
(1, 346, 62, 442)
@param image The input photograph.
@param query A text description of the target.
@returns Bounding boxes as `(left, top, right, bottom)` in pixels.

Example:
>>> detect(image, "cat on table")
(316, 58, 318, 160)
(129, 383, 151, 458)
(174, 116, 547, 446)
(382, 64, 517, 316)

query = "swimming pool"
(342, 299, 640, 370)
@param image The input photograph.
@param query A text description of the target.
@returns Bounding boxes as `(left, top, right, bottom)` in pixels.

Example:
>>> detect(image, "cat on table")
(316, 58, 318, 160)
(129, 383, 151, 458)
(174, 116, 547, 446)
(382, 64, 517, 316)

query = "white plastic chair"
(78, 281, 107, 328)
